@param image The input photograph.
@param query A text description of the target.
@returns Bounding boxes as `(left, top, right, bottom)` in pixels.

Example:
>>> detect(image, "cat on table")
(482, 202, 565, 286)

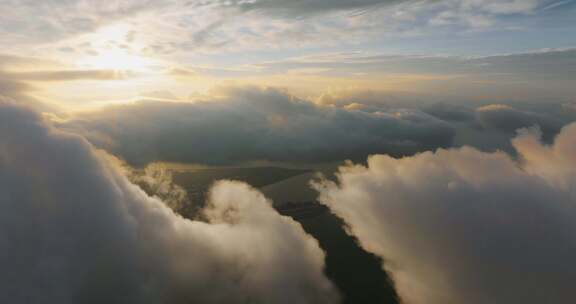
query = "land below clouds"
(151, 165, 399, 304)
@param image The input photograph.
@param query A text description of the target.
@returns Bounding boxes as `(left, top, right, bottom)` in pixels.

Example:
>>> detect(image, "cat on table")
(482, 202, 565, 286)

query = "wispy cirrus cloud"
(1, 0, 571, 55)
(252, 48, 576, 78)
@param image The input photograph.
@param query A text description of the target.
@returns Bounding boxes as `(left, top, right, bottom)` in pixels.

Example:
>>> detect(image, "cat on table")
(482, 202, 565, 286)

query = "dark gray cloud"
(57, 84, 576, 166)
(426, 101, 575, 149)
(315, 123, 576, 304)
(200, 0, 551, 18)
(318, 89, 576, 152)
(421, 103, 475, 122)
(60, 86, 455, 166)
(0, 100, 339, 304)
(475, 104, 564, 137)
(421, 101, 570, 153)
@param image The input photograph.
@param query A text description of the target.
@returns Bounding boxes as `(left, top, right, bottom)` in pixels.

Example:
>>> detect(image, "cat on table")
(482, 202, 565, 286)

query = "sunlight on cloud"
(1, 1, 575, 302)
(0, 100, 339, 304)
(314, 123, 576, 304)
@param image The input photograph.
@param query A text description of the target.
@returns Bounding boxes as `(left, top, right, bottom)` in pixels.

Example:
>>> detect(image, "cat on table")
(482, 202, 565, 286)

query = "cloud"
(201, 0, 544, 18)
(314, 87, 576, 152)
(314, 123, 576, 304)
(256, 48, 576, 82)
(245, 48, 576, 103)
(55, 84, 576, 166)
(0, 100, 339, 304)
(194, 0, 554, 51)
(59, 86, 455, 166)
(121, 161, 194, 215)
(0, 73, 30, 96)
(0, 54, 61, 69)
(475, 104, 564, 138)
(421, 102, 475, 122)
(0, 0, 171, 46)
(7, 69, 133, 81)
(228, 0, 407, 16)
(2, 0, 564, 57)
(0, 72, 60, 112)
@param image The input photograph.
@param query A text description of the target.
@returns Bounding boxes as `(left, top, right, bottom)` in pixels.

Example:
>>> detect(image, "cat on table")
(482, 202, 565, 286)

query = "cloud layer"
(0, 100, 339, 304)
(60, 86, 455, 165)
(315, 123, 576, 304)
(58, 85, 576, 166)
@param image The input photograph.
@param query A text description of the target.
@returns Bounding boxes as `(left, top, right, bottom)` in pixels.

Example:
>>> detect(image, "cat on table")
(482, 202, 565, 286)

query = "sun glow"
(78, 49, 153, 71)
(74, 23, 155, 72)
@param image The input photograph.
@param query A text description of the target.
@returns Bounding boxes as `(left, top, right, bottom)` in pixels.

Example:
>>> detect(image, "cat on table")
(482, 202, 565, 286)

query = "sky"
(0, 0, 575, 108)
(2, 1, 576, 304)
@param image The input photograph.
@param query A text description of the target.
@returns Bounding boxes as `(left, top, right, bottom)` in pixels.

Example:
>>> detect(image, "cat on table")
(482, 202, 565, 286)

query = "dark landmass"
(172, 167, 398, 304)
(173, 167, 310, 207)
(277, 201, 399, 304)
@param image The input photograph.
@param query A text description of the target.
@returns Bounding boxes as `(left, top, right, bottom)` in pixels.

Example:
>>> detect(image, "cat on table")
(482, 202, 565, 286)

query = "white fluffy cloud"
(0, 100, 339, 304)
(315, 123, 576, 304)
